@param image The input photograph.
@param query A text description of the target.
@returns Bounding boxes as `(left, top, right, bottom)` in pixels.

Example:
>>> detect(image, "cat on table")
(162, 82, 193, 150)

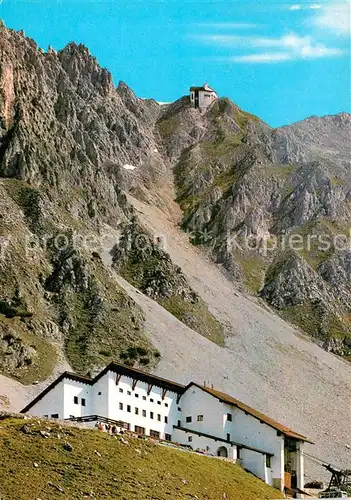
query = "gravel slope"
(123, 195, 351, 481)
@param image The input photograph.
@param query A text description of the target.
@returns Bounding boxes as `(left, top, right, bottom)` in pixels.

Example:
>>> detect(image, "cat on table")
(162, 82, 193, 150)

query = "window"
(227, 433, 231, 442)
(266, 455, 271, 468)
(142, 396, 147, 400)
(150, 398, 154, 403)
(44, 415, 48, 418)
(119, 388, 123, 393)
(188, 436, 193, 442)
(119, 421, 130, 431)
(127, 391, 131, 396)
(227, 413, 232, 422)
(164, 416, 168, 424)
(165, 434, 172, 441)
(81, 398, 86, 407)
(98, 391, 102, 395)
(142, 410, 147, 417)
(157, 401, 161, 405)
(157, 414, 161, 421)
(135, 393, 139, 398)
(73, 396, 78, 405)
(237, 448, 241, 459)
(178, 407, 181, 411)
(150, 412, 154, 419)
(177, 420, 181, 427)
(186, 416, 192, 423)
(51, 414, 59, 419)
(135, 426, 145, 435)
(127, 405, 131, 413)
(150, 430, 160, 438)
(119, 402, 123, 410)
(164, 403, 168, 407)
(197, 415, 203, 422)
(135, 407, 139, 415)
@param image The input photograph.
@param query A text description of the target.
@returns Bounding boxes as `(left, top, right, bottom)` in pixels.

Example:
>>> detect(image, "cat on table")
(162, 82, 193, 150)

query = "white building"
(21, 362, 312, 497)
(190, 83, 218, 109)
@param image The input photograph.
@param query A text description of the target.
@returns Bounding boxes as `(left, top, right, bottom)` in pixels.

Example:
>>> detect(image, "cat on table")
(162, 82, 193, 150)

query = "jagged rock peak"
(58, 41, 113, 95)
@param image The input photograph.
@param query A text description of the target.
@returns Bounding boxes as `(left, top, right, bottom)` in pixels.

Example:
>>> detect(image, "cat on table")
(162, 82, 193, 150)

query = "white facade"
(21, 363, 309, 497)
(173, 427, 237, 460)
(104, 370, 180, 439)
(177, 384, 275, 486)
(190, 83, 218, 109)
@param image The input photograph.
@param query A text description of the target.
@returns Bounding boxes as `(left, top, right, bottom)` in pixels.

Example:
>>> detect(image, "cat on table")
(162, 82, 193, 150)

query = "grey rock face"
(319, 251, 351, 309)
(0, 25, 223, 378)
(0, 26, 166, 378)
(162, 97, 351, 357)
(272, 113, 351, 177)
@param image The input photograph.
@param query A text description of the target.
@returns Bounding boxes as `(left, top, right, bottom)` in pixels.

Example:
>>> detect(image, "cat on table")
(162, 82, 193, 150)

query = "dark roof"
(185, 383, 312, 443)
(21, 362, 185, 414)
(93, 362, 185, 394)
(190, 85, 216, 92)
(174, 426, 274, 456)
(20, 372, 93, 413)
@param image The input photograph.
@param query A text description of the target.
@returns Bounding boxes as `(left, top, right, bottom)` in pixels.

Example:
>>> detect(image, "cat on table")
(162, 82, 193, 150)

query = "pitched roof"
(187, 383, 312, 443)
(190, 83, 216, 93)
(21, 362, 185, 414)
(20, 372, 93, 413)
(94, 362, 185, 394)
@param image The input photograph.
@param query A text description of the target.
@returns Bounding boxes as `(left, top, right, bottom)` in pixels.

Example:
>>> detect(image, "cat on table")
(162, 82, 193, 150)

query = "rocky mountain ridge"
(160, 98, 351, 357)
(0, 24, 350, 478)
(0, 24, 350, 381)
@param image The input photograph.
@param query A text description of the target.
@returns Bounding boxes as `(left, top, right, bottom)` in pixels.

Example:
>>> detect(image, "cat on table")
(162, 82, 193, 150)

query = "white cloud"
(278, 34, 342, 57)
(288, 3, 322, 10)
(312, 2, 351, 35)
(231, 53, 292, 63)
(198, 32, 344, 63)
(197, 23, 258, 29)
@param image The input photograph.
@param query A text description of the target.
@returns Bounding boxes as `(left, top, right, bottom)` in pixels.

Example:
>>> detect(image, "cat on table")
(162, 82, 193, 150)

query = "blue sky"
(1, 0, 350, 126)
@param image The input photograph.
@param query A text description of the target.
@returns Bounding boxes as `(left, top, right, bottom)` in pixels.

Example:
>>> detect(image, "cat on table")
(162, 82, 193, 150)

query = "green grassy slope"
(0, 417, 280, 500)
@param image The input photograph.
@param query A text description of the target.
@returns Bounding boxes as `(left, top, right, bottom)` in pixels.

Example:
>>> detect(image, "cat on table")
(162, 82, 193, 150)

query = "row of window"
(135, 426, 172, 441)
(119, 403, 169, 423)
(118, 388, 170, 407)
(73, 396, 86, 406)
(185, 413, 232, 424)
(185, 415, 203, 423)
(123, 423, 172, 442)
